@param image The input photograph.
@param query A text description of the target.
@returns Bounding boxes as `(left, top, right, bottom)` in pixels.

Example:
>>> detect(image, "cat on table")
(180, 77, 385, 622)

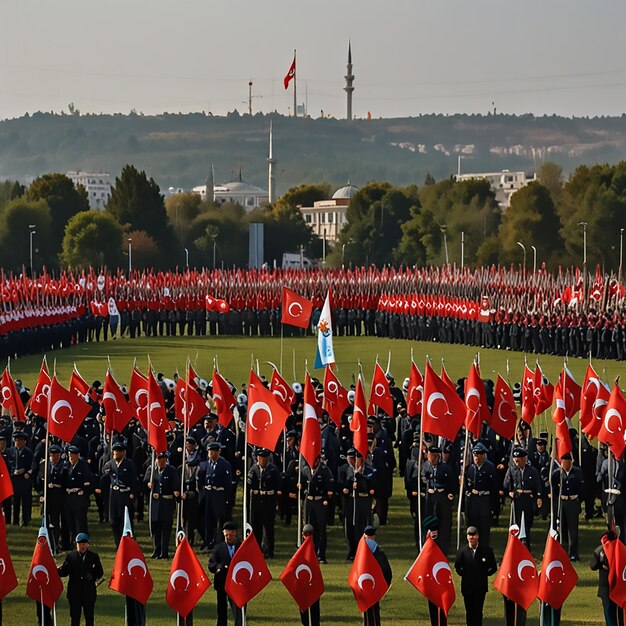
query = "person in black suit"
(57, 532, 104, 626)
(208, 521, 242, 626)
(9, 431, 33, 526)
(454, 526, 497, 626)
(362, 525, 392, 626)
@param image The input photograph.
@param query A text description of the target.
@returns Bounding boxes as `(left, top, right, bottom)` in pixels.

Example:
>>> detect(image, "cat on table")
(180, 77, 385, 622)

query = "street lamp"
(184, 248, 189, 269)
(342, 238, 354, 268)
(28, 224, 36, 276)
(461, 231, 465, 270)
(128, 238, 132, 274)
(516, 241, 526, 279)
(440, 225, 449, 265)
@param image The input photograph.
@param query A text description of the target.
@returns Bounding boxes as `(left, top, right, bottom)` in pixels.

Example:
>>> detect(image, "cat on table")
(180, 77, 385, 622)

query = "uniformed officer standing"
(502, 447, 542, 549)
(98, 441, 139, 546)
(530, 438, 551, 519)
(180, 436, 202, 546)
(301, 458, 334, 563)
(37, 444, 66, 553)
(421, 445, 455, 555)
(247, 448, 280, 558)
(146, 451, 180, 559)
(10, 431, 33, 526)
(551, 452, 584, 561)
(64, 445, 94, 541)
(464, 442, 497, 547)
(198, 442, 233, 551)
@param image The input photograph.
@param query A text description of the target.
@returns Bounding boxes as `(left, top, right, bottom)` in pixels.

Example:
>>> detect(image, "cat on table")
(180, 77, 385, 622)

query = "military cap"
(536, 439, 547, 446)
(561, 452, 573, 461)
(256, 448, 271, 457)
(156, 451, 169, 459)
(222, 521, 236, 531)
(112, 441, 127, 451)
(472, 442, 488, 454)
(302, 523, 314, 535)
(13, 431, 27, 440)
(67, 445, 80, 454)
(364, 525, 377, 536)
(422, 515, 440, 532)
(207, 442, 221, 451)
(75, 532, 90, 543)
(512, 447, 527, 458)
(49, 444, 62, 454)
(346, 448, 357, 457)
(185, 436, 198, 444)
(428, 445, 442, 454)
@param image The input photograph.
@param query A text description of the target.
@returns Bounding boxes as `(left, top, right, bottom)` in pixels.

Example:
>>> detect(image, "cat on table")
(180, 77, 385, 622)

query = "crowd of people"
(1, 264, 626, 360)
(2, 359, 623, 626)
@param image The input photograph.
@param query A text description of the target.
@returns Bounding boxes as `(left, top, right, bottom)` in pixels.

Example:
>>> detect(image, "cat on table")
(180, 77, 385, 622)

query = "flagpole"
(42, 426, 50, 535)
(297, 449, 303, 547)
(243, 404, 249, 532)
(456, 426, 470, 550)
(417, 423, 424, 548)
(148, 448, 155, 538)
(280, 324, 284, 375)
(293, 49, 297, 117)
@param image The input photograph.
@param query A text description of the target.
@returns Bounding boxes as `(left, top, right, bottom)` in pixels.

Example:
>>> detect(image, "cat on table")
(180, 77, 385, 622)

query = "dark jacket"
(454, 543, 497, 596)
(57, 549, 104, 601)
(208, 539, 241, 592)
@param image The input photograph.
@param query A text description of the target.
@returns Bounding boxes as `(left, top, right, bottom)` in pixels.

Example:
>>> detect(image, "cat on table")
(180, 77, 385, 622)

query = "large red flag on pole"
(350, 375, 368, 459)
(490, 374, 517, 440)
(537, 532, 578, 610)
(147, 369, 168, 453)
(103, 370, 135, 434)
(247, 370, 290, 450)
(281, 287, 313, 329)
(406, 361, 423, 417)
(0, 367, 25, 422)
(422, 361, 465, 441)
(47, 376, 91, 443)
(368, 362, 393, 417)
(464, 361, 490, 439)
(211, 370, 236, 427)
(29, 358, 51, 418)
(283, 54, 296, 89)
(0, 513, 17, 600)
(323, 366, 349, 427)
(270, 367, 296, 412)
(26, 528, 63, 609)
(301, 373, 322, 468)
(280, 535, 324, 612)
(597, 380, 626, 460)
(348, 535, 390, 613)
(129, 367, 149, 429)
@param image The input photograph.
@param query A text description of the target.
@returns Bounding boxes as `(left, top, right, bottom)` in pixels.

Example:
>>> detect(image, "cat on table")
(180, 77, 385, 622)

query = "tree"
(274, 183, 332, 211)
(26, 173, 89, 255)
(0, 180, 25, 211)
(165, 192, 203, 245)
(60, 211, 124, 268)
(537, 161, 564, 204)
(106, 164, 173, 247)
(126, 230, 161, 270)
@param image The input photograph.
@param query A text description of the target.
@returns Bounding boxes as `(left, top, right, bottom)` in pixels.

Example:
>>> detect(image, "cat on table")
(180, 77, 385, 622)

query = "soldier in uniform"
(0, 435, 12, 521)
(198, 442, 233, 551)
(145, 450, 179, 559)
(421, 445, 455, 555)
(502, 447, 542, 549)
(10, 431, 33, 526)
(36, 444, 66, 553)
(337, 449, 374, 561)
(530, 438, 551, 519)
(208, 521, 242, 626)
(98, 440, 139, 546)
(551, 452, 584, 561)
(180, 436, 202, 546)
(64, 445, 94, 541)
(464, 442, 497, 547)
(301, 457, 334, 563)
(247, 448, 280, 558)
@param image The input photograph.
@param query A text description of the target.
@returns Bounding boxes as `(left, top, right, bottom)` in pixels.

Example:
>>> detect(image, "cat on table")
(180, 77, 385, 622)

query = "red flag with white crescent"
(103, 370, 134, 434)
(211, 370, 236, 427)
(0, 368, 25, 422)
(0, 513, 17, 600)
(323, 366, 349, 427)
(224, 532, 271, 608)
(348, 535, 389, 613)
(247, 370, 290, 450)
(280, 535, 324, 612)
(422, 361, 465, 441)
(597, 381, 626, 459)
(537, 533, 577, 609)
(464, 362, 490, 439)
(47, 376, 91, 443)
(301, 373, 322, 468)
(129, 367, 149, 429)
(147, 370, 168, 453)
(490, 375, 517, 440)
(368, 362, 394, 417)
(270, 368, 296, 412)
(281, 287, 313, 329)
(350, 376, 368, 459)
(109, 534, 153, 604)
(26, 532, 63, 609)
(406, 361, 423, 417)
(29, 359, 51, 418)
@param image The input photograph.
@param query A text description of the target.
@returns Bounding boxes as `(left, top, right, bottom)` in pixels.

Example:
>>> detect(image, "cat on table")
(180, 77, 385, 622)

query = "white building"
(455, 170, 535, 209)
(299, 183, 358, 243)
(66, 171, 112, 210)
(193, 176, 269, 211)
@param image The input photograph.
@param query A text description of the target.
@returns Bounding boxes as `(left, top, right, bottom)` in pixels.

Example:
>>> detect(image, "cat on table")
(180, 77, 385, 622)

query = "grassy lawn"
(3, 334, 624, 624)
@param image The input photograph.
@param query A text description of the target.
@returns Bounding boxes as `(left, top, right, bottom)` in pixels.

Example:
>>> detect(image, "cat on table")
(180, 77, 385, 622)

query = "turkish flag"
(597, 382, 626, 460)
(0, 513, 17, 600)
(270, 368, 296, 412)
(103, 370, 134, 434)
(205, 294, 217, 311)
(109, 534, 153, 605)
(166, 536, 211, 618)
(581, 364, 609, 439)
(537, 533, 578, 609)
(280, 535, 324, 612)
(129, 367, 149, 429)
(323, 366, 349, 427)
(175, 377, 207, 429)
(560, 367, 581, 418)
(533, 365, 554, 416)
(246, 370, 290, 450)
(47, 376, 91, 443)
(406, 361, 423, 417)
(216, 299, 230, 313)
(283, 55, 296, 89)
(301, 373, 322, 468)
(0, 368, 25, 422)
(605, 533, 626, 609)
(212, 370, 236, 427)
(405, 535, 455, 616)
(422, 361, 465, 441)
(26, 533, 63, 609)
(350, 376, 369, 459)
(348, 536, 390, 613)
(29, 359, 51, 418)
(281, 287, 313, 329)
(493, 528, 538, 610)
(368, 362, 393, 417)
(521, 364, 535, 423)
(225, 532, 272, 608)
(147, 370, 168, 453)
(69, 366, 90, 400)
(465, 362, 490, 439)
(0, 455, 13, 503)
(491, 374, 517, 440)
(555, 417, 573, 461)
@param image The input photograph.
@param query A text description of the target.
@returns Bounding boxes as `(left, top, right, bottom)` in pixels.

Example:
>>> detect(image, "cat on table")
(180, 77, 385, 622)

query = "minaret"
(344, 41, 355, 121)
(268, 121, 276, 204)
(205, 164, 214, 203)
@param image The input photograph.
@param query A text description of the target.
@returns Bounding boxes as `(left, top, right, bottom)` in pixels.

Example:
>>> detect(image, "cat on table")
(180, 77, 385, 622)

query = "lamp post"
(461, 231, 465, 270)
(28, 224, 36, 276)
(579, 221, 587, 302)
(620, 228, 624, 286)
(531, 245, 537, 276)
(516, 241, 526, 279)
(440, 225, 449, 265)
(184, 248, 189, 269)
(341, 238, 354, 269)
(128, 238, 132, 274)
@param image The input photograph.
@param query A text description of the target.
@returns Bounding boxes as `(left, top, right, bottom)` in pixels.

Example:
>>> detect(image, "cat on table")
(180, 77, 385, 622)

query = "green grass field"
(4, 335, 626, 625)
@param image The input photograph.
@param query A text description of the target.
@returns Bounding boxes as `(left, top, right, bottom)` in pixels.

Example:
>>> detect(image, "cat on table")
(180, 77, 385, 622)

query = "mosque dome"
(332, 182, 359, 200)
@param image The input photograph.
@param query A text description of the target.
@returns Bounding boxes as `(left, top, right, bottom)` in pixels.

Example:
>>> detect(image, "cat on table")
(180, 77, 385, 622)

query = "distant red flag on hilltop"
(284, 55, 296, 89)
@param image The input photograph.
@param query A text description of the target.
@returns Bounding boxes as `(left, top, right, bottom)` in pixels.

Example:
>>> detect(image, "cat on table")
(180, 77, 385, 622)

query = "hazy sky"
(2, 0, 626, 120)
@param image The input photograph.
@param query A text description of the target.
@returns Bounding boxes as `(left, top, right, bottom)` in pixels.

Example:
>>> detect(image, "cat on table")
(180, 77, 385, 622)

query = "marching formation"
(1, 284, 626, 625)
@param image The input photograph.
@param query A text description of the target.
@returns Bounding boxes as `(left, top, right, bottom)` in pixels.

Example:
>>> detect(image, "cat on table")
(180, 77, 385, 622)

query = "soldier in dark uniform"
(502, 447, 542, 549)
(98, 441, 139, 546)
(530, 438, 551, 519)
(145, 451, 180, 559)
(64, 445, 94, 541)
(337, 449, 374, 561)
(464, 442, 497, 547)
(301, 457, 334, 563)
(198, 442, 233, 551)
(9, 431, 33, 526)
(247, 448, 280, 558)
(36, 444, 66, 553)
(208, 521, 242, 626)
(180, 436, 202, 546)
(57, 532, 104, 626)
(551, 452, 584, 561)
(404, 434, 423, 546)
(0, 435, 13, 521)
(279, 431, 299, 525)
(421, 445, 455, 556)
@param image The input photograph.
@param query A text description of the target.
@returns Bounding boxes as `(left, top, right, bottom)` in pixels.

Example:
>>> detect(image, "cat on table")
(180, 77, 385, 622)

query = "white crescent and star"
(288, 302, 303, 318)
(149, 401, 164, 426)
(374, 383, 386, 398)
(169, 568, 190, 590)
(326, 381, 338, 396)
(466, 388, 481, 413)
(593, 398, 608, 419)
(273, 383, 288, 403)
(295, 564, 313, 582)
(357, 572, 375, 590)
(103, 391, 121, 412)
(352, 405, 364, 431)
(32, 564, 50, 584)
(127, 557, 148, 577)
(1, 387, 11, 402)
(432, 561, 452, 584)
(426, 392, 450, 420)
(51, 399, 73, 425)
(545, 560, 564, 582)
(231, 561, 254, 583)
(0, 559, 6, 576)
(604, 408, 623, 435)
(248, 401, 273, 431)
(517, 559, 535, 581)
